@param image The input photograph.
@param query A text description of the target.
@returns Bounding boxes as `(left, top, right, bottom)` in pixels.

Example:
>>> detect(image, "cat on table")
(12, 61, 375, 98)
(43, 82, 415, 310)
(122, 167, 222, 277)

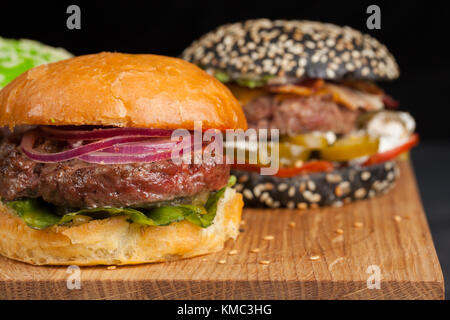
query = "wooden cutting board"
(0, 160, 444, 300)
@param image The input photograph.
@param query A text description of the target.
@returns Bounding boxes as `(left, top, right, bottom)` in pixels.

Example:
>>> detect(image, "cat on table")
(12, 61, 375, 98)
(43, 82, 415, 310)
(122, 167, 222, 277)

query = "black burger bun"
(182, 19, 399, 82)
(233, 161, 399, 209)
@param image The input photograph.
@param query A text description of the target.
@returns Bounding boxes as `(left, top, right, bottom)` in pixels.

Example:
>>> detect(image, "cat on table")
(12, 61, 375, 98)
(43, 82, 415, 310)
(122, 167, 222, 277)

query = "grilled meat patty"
(244, 94, 360, 136)
(0, 137, 229, 208)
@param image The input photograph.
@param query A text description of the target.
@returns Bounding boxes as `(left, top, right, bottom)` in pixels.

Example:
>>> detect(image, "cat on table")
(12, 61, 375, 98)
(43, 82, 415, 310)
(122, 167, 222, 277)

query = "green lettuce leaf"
(7, 198, 60, 229)
(236, 75, 275, 88)
(214, 70, 231, 83)
(5, 176, 236, 230)
(212, 69, 274, 88)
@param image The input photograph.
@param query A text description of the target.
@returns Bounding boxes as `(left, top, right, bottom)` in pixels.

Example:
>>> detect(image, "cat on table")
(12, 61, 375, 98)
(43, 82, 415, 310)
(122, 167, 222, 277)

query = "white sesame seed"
(288, 186, 296, 197)
(243, 189, 254, 200)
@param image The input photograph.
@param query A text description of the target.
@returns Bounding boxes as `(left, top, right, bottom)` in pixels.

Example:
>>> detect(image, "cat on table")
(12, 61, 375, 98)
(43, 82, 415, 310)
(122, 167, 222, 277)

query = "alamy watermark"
(66, 5, 81, 30)
(366, 265, 382, 289)
(66, 265, 81, 290)
(170, 121, 280, 175)
(366, 5, 381, 30)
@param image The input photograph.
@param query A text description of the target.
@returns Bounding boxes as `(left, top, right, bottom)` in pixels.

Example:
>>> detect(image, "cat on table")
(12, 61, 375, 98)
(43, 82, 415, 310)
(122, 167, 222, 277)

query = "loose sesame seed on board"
(353, 222, 364, 228)
(182, 19, 399, 82)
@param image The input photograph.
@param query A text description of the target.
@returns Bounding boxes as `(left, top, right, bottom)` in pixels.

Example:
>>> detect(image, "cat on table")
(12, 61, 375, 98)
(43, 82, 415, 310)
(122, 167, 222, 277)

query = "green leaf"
(198, 175, 236, 227)
(5, 176, 237, 230)
(6, 198, 60, 230)
(59, 207, 147, 224)
(213, 69, 274, 88)
(214, 70, 231, 83)
(236, 75, 274, 88)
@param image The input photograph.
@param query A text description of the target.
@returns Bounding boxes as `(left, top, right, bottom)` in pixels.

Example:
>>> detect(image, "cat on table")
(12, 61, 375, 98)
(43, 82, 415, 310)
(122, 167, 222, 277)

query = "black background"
(1, 0, 450, 298)
(1, 0, 450, 140)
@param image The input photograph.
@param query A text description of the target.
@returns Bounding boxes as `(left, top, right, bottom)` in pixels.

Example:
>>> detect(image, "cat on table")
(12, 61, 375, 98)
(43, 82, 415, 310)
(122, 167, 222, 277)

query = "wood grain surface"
(0, 160, 444, 300)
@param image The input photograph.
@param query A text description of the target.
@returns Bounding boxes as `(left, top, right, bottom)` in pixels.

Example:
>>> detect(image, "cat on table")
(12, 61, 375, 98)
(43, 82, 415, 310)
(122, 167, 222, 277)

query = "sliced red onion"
(77, 150, 176, 164)
(21, 130, 150, 163)
(81, 137, 208, 164)
(79, 139, 205, 164)
(21, 127, 210, 165)
(41, 126, 173, 140)
(101, 139, 180, 154)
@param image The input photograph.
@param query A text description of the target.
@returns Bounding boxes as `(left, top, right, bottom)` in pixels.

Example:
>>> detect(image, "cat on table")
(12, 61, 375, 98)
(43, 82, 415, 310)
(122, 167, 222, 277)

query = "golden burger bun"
(0, 188, 243, 265)
(0, 52, 247, 130)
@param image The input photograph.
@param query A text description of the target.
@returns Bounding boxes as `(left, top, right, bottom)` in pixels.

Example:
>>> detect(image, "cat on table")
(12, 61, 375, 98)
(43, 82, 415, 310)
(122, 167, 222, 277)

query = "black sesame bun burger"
(182, 19, 418, 209)
(0, 52, 246, 265)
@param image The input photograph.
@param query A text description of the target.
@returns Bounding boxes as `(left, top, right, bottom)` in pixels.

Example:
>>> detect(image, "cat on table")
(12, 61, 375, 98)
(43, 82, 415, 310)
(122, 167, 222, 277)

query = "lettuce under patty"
(6, 176, 236, 230)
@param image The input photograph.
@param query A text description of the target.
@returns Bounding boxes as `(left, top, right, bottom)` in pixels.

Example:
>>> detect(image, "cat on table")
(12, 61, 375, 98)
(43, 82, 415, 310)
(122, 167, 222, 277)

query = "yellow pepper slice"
(281, 133, 329, 149)
(320, 135, 379, 162)
(229, 142, 311, 168)
(278, 142, 311, 167)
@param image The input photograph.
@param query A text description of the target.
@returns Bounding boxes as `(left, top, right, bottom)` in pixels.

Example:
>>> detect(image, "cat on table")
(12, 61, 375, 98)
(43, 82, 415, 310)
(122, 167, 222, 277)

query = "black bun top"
(182, 19, 399, 81)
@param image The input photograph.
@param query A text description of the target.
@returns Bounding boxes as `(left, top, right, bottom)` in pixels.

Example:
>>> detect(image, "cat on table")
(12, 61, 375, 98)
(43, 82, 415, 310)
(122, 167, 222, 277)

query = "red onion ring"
(21, 127, 211, 165)
(78, 139, 205, 164)
(41, 126, 173, 140)
(78, 150, 175, 164)
(101, 139, 180, 154)
(21, 130, 150, 163)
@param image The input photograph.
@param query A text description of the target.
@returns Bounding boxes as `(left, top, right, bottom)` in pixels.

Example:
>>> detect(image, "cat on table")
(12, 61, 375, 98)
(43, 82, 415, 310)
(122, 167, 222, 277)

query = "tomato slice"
(382, 94, 400, 109)
(363, 134, 419, 166)
(274, 161, 335, 178)
(232, 160, 334, 178)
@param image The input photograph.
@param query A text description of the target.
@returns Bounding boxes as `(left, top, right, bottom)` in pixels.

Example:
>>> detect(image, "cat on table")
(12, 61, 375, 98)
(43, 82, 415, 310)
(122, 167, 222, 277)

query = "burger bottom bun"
(0, 188, 243, 266)
(233, 161, 399, 209)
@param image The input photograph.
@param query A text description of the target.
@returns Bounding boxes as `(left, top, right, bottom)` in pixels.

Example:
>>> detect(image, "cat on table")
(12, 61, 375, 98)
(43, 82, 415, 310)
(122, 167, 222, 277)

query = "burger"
(0, 37, 72, 89)
(0, 52, 246, 265)
(182, 19, 418, 209)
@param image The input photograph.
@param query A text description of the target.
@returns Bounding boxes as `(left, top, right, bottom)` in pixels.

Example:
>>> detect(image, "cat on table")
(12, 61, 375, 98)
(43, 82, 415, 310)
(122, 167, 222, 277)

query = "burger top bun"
(182, 19, 399, 81)
(0, 52, 247, 130)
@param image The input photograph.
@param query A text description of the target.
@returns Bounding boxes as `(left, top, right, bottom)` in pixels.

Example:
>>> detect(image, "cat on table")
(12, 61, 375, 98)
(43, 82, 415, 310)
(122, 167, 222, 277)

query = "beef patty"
(244, 94, 360, 136)
(0, 137, 230, 208)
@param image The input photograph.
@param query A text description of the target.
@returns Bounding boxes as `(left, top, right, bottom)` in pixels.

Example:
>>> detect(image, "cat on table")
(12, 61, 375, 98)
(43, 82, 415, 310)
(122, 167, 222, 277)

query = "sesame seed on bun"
(182, 19, 399, 81)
